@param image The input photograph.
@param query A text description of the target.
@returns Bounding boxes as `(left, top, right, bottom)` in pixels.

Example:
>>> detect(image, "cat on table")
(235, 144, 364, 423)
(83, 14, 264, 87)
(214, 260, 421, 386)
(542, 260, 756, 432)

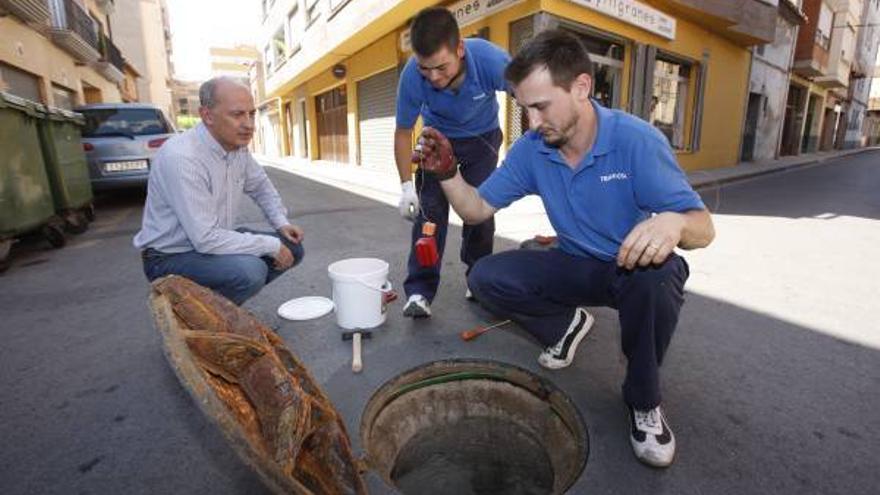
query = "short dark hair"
(410, 7, 460, 57)
(505, 29, 593, 90)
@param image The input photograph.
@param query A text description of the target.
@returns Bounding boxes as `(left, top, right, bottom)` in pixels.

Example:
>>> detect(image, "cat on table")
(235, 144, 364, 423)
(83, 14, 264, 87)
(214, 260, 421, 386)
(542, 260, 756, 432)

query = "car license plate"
(104, 160, 148, 172)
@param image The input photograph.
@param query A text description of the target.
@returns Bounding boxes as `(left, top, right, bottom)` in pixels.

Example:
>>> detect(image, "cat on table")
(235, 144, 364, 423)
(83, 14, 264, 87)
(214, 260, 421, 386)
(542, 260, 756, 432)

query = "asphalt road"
(1, 151, 878, 494)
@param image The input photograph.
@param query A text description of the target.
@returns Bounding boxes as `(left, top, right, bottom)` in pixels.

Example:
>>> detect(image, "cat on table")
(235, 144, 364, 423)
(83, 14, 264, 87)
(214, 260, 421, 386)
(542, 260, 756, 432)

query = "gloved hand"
(412, 127, 457, 181)
(398, 180, 420, 220)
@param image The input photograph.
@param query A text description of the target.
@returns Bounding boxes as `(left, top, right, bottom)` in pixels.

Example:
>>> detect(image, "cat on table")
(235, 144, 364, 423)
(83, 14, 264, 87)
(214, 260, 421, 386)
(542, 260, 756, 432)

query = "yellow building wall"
(280, 0, 752, 171)
(541, 0, 751, 170)
(0, 17, 121, 107)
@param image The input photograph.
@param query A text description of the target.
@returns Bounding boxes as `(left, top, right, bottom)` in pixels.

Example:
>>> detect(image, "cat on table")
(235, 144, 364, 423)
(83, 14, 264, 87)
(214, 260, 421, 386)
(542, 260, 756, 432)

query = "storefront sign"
(449, 0, 524, 28)
(400, 0, 524, 52)
(568, 0, 676, 40)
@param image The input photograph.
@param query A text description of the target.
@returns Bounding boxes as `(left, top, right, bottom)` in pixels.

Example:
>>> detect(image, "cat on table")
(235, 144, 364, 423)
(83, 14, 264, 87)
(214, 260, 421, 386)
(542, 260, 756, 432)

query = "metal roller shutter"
(357, 68, 398, 172)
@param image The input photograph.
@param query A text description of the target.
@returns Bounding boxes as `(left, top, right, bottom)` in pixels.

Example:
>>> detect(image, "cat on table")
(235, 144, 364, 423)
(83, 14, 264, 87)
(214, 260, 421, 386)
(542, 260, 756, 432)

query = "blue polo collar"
(537, 99, 615, 167)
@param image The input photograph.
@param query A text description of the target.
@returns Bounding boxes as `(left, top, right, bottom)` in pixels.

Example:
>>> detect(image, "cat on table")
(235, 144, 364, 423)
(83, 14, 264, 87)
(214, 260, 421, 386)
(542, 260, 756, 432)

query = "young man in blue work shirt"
(395, 7, 513, 318)
(415, 30, 715, 467)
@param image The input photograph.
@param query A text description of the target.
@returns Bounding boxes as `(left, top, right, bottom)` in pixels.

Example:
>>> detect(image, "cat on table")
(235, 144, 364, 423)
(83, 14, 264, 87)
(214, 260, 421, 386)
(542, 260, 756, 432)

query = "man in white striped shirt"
(134, 77, 304, 305)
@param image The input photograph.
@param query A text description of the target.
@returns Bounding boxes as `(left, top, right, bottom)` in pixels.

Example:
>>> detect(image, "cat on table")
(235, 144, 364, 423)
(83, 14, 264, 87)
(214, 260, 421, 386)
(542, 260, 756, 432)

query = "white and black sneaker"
(537, 307, 594, 369)
(628, 405, 676, 468)
(402, 294, 431, 318)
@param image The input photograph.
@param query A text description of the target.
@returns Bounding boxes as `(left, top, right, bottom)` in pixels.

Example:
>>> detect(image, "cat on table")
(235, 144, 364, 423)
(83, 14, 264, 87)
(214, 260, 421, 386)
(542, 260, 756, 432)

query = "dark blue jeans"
(404, 128, 502, 301)
(467, 248, 689, 410)
(141, 228, 304, 305)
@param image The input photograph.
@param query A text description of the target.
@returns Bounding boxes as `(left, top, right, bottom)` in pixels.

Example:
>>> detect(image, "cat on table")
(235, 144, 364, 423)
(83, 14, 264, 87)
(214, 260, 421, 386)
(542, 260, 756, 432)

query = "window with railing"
(272, 27, 286, 67)
(286, 6, 301, 55)
(305, 0, 320, 28)
(52, 0, 101, 50)
(100, 34, 125, 71)
(815, 2, 832, 50)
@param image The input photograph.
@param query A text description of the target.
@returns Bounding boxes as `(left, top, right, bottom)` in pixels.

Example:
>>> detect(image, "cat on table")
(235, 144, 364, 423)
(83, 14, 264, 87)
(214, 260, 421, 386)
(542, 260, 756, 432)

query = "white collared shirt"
(133, 124, 288, 257)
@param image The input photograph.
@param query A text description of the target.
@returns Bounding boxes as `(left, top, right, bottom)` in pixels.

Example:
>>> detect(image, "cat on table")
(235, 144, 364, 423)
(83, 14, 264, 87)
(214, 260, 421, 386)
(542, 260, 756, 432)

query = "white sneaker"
(537, 307, 594, 369)
(628, 405, 676, 468)
(402, 294, 431, 318)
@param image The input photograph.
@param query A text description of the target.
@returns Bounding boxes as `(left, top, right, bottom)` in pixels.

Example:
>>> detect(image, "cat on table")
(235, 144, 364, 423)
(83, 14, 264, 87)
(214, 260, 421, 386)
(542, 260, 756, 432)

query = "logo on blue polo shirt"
(600, 172, 629, 182)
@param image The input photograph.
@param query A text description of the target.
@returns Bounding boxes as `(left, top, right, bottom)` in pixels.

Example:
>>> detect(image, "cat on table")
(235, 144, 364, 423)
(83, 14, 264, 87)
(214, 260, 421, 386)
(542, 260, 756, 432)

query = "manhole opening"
(361, 360, 588, 495)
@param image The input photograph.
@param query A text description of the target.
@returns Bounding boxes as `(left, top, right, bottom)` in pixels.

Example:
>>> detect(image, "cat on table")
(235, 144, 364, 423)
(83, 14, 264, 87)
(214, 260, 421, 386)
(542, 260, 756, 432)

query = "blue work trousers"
(468, 248, 690, 409)
(404, 128, 502, 301)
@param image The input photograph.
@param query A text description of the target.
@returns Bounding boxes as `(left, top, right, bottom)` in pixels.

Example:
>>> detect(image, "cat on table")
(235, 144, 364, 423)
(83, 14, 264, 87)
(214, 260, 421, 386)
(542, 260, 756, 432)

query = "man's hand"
(398, 181, 420, 220)
(617, 212, 686, 270)
(273, 244, 295, 270)
(278, 224, 304, 244)
(413, 127, 457, 180)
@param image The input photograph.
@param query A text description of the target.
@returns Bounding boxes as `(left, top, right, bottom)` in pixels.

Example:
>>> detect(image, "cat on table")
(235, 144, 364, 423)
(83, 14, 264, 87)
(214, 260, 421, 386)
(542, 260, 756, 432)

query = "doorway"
(315, 86, 348, 163)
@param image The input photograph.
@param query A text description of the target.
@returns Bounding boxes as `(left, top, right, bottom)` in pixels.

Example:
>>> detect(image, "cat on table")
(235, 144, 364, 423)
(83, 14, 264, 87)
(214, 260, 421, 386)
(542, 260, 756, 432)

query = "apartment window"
(815, 3, 832, 50)
(264, 45, 273, 73)
(650, 55, 693, 150)
(305, 0, 320, 27)
(328, 0, 351, 12)
(286, 6, 300, 55)
(272, 26, 286, 66)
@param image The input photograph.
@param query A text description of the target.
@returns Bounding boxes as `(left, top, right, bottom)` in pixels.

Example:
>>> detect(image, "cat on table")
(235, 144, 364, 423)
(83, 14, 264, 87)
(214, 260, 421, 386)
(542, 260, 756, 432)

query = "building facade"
(210, 45, 260, 81)
(169, 78, 199, 117)
(0, 0, 128, 107)
(865, 59, 880, 145)
(110, 0, 174, 118)
(842, 0, 880, 148)
(742, 0, 806, 162)
(256, 0, 777, 173)
(788, 0, 867, 154)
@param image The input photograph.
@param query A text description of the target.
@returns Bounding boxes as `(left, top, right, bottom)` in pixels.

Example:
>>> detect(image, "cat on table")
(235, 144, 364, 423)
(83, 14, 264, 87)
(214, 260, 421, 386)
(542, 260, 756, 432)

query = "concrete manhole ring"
(360, 359, 588, 494)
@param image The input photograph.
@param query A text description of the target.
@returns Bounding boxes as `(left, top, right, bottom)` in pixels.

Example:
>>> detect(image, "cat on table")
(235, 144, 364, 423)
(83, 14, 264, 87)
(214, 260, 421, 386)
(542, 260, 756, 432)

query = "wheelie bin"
(35, 104, 94, 233)
(0, 92, 66, 271)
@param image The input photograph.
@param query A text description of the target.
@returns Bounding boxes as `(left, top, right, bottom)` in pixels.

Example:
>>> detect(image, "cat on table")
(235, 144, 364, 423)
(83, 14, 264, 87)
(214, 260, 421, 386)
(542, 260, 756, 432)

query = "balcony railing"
(0, 0, 51, 25)
(49, 0, 101, 63)
(101, 34, 124, 71)
(93, 33, 124, 82)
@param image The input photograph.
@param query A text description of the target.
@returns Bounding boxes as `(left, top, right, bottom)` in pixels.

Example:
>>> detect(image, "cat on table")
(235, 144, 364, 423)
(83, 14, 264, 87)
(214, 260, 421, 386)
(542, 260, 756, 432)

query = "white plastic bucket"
(328, 258, 391, 329)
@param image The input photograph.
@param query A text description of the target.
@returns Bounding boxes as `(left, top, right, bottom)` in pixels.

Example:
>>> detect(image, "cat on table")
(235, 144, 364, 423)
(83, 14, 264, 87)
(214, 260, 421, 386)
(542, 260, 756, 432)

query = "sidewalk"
(257, 146, 878, 243)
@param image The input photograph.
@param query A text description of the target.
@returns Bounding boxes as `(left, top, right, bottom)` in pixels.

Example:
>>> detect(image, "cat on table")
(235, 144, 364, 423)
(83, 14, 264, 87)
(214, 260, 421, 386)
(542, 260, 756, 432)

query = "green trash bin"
(0, 92, 66, 270)
(35, 104, 94, 233)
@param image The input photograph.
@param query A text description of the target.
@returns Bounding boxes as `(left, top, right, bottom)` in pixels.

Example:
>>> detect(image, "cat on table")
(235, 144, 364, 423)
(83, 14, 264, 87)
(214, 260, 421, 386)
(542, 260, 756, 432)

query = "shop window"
(650, 55, 692, 150)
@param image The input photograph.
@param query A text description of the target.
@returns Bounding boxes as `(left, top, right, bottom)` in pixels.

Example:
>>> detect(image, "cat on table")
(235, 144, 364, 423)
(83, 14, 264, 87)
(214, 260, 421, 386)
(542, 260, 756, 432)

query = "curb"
(689, 147, 880, 190)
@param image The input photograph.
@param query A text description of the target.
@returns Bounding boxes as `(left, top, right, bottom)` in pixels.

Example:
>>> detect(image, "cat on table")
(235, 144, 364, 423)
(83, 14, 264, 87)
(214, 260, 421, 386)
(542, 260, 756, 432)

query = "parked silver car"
(77, 103, 176, 191)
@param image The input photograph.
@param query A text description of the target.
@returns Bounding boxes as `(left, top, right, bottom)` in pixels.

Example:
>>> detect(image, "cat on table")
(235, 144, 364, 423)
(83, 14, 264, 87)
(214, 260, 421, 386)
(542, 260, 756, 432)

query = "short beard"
(540, 111, 580, 148)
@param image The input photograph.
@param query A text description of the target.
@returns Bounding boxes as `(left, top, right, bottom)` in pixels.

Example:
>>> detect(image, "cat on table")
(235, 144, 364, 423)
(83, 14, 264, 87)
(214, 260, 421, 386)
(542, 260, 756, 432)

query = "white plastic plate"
(277, 296, 335, 321)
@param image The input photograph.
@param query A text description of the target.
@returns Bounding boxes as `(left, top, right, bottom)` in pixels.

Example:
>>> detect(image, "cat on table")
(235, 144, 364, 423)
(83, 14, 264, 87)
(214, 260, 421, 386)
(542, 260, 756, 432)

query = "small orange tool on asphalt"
(460, 319, 513, 341)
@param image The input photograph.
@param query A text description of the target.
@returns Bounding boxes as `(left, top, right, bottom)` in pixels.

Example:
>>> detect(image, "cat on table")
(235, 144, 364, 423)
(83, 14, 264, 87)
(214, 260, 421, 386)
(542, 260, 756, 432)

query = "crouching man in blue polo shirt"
(395, 7, 510, 318)
(414, 30, 715, 468)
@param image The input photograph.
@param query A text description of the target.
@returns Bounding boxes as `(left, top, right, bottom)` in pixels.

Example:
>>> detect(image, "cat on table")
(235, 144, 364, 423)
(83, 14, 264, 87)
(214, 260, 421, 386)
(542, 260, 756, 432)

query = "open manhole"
(361, 360, 588, 495)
